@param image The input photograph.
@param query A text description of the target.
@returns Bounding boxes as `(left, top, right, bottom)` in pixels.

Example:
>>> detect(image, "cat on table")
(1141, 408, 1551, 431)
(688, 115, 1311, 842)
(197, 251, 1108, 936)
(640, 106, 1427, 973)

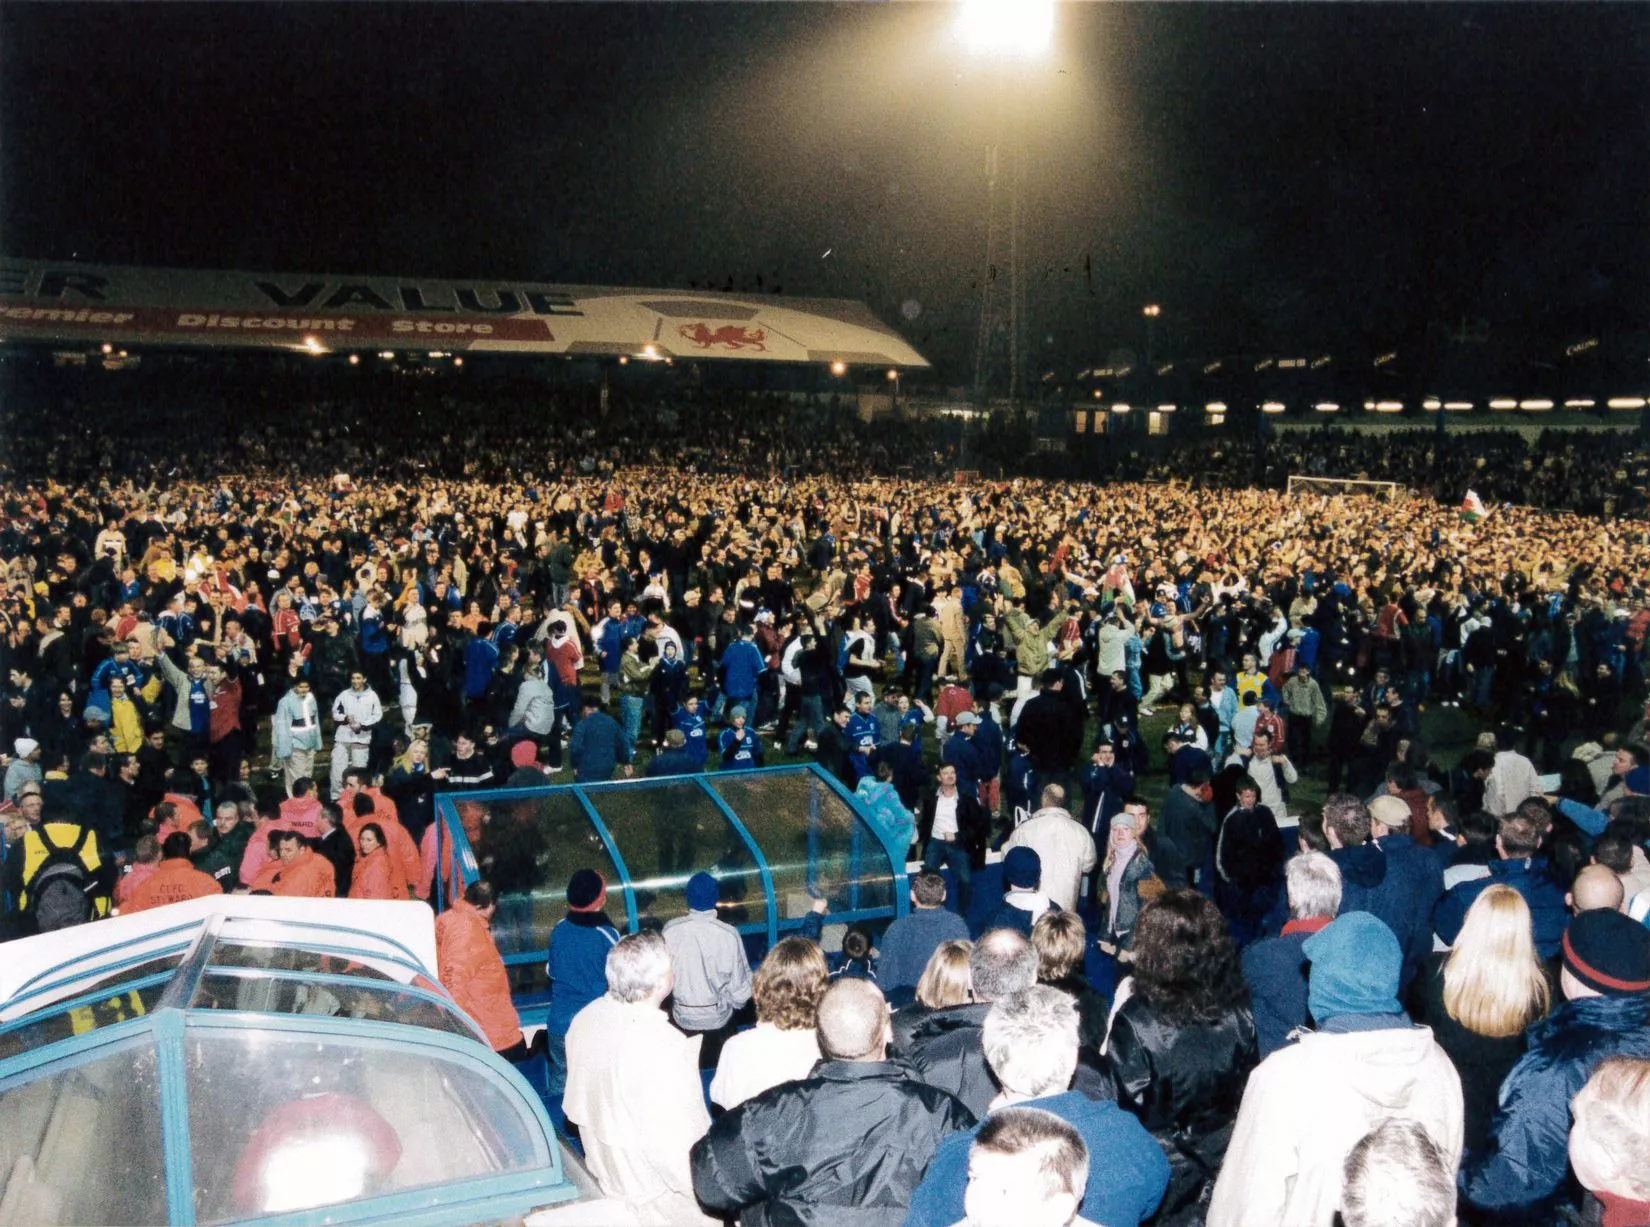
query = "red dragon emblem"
(678, 322, 767, 352)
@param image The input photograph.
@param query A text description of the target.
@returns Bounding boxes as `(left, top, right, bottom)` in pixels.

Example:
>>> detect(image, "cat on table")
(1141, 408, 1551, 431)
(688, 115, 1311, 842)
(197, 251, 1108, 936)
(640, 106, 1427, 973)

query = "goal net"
(1285, 475, 1402, 501)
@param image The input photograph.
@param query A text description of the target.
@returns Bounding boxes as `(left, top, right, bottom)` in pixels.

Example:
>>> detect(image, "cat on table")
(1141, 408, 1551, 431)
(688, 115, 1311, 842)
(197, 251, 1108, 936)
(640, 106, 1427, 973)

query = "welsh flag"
(1460, 490, 1489, 523)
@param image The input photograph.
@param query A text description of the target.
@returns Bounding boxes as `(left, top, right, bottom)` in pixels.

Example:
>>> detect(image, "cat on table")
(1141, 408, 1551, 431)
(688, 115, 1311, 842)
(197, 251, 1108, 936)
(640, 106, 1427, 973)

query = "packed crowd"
(3, 375, 1650, 1226)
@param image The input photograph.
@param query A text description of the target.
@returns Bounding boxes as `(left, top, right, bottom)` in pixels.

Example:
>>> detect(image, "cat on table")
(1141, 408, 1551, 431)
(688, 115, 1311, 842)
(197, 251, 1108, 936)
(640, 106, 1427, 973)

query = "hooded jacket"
(1206, 1023, 1464, 1227)
(1460, 993, 1650, 1221)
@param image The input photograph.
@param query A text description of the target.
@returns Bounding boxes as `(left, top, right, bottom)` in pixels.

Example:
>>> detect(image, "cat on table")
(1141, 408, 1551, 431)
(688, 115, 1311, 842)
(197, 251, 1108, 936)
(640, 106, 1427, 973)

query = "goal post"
(1285, 475, 1402, 500)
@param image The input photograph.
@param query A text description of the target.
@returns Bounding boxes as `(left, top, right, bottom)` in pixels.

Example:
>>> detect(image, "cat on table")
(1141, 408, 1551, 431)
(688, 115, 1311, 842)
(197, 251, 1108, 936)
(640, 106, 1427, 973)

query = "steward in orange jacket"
(125, 833, 221, 913)
(435, 882, 524, 1058)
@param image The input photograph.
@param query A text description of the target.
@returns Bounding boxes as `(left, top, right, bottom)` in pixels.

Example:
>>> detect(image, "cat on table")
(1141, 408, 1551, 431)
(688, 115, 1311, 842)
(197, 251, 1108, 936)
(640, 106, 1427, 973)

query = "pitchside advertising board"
(0, 260, 930, 368)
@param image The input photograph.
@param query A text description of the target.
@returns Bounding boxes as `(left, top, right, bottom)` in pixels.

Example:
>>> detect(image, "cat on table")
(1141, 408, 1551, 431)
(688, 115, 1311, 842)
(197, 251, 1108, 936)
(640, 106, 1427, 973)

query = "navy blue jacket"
(1331, 841, 1434, 990)
(904, 1090, 1168, 1227)
(1241, 922, 1322, 1058)
(718, 639, 765, 700)
(568, 710, 629, 782)
(646, 747, 699, 777)
(1433, 855, 1569, 961)
(545, 910, 621, 1037)
(1461, 992, 1650, 1220)
(878, 907, 972, 997)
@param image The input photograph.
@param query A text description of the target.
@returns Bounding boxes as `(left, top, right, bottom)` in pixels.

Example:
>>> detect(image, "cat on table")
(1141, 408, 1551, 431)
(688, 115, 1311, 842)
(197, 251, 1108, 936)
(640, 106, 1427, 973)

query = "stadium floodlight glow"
(1445, 401, 1474, 411)
(1374, 401, 1403, 412)
(378, 351, 394, 360)
(1315, 402, 1340, 412)
(642, 344, 660, 361)
(830, 360, 848, 376)
(101, 343, 112, 355)
(1520, 399, 1553, 410)
(1564, 399, 1595, 408)
(1157, 403, 1176, 412)
(887, 369, 898, 381)
(303, 335, 324, 354)
(453, 357, 463, 367)
(1142, 304, 1161, 318)
(1093, 390, 1103, 399)
(618, 356, 629, 366)
(1489, 398, 1518, 410)
(1607, 397, 1646, 409)
(1205, 401, 1227, 413)
(347, 354, 360, 365)
(1422, 399, 1442, 410)
(1113, 403, 1131, 413)
(957, 0, 1055, 57)
(1261, 401, 1285, 413)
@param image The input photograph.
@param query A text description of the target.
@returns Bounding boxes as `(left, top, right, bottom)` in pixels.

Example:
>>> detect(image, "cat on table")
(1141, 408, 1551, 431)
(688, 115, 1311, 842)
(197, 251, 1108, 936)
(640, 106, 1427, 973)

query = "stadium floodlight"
(347, 355, 360, 366)
(1564, 399, 1595, 408)
(1422, 399, 1442, 410)
(1156, 403, 1176, 412)
(1488, 398, 1518, 410)
(1142, 304, 1162, 318)
(957, 0, 1055, 57)
(1112, 403, 1131, 413)
(1607, 397, 1646, 409)
(453, 357, 464, 367)
(1444, 401, 1474, 411)
(101, 343, 112, 355)
(830, 360, 848, 376)
(1314, 402, 1340, 412)
(1374, 401, 1403, 412)
(1520, 399, 1553, 410)
(1261, 401, 1285, 413)
(1205, 401, 1227, 413)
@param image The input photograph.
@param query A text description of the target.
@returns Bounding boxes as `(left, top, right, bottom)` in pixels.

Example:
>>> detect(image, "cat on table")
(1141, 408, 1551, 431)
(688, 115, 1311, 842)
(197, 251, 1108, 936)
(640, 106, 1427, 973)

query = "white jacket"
(331, 687, 382, 745)
(563, 995, 715, 1226)
(1484, 749, 1542, 818)
(1206, 1024, 1464, 1227)
(1003, 807, 1098, 913)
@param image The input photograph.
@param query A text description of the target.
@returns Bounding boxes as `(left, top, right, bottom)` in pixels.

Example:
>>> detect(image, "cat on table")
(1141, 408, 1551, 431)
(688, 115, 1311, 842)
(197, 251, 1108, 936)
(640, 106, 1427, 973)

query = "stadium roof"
(0, 259, 930, 368)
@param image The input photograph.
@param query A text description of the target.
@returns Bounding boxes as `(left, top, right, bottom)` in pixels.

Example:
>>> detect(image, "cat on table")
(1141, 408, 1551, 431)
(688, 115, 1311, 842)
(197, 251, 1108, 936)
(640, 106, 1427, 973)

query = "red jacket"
(435, 899, 522, 1053)
(208, 678, 242, 743)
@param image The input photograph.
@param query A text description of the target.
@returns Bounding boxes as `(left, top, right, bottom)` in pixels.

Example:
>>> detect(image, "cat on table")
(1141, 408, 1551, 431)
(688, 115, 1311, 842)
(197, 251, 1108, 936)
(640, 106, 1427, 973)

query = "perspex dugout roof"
(0, 896, 577, 1227)
(430, 764, 911, 1001)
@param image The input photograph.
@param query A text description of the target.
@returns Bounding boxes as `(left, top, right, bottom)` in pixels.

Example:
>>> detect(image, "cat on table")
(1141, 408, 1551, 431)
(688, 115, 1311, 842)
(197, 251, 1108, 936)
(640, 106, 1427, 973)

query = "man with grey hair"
(905, 987, 1169, 1227)
(1339, 1119, 1458, 1227)
(563, 930, 716, 1225)
(960, 1107, 1094, 1227)
(692, 978, 973, 1226)
(1240, 851, 1342, 1056)
(900, 927, 1041, 1116)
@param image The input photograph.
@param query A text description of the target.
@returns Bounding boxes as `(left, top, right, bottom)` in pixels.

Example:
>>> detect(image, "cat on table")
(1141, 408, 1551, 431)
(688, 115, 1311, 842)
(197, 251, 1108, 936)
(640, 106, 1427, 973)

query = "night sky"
(3, 2, 1647, 380)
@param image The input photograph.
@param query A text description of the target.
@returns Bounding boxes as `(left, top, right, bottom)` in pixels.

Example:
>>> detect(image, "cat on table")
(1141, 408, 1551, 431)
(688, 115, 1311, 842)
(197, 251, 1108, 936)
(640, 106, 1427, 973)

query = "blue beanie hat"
(1003, 846, 1042, 890)
(685, 871, 720, 912)
(1303, 912, 1402, 1023)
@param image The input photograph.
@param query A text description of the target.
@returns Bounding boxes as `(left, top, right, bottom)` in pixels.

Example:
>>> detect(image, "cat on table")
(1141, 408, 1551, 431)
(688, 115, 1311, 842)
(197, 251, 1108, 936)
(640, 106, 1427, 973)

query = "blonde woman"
(1569, 1057, 1650, 1225)
(709, 937, 828, 1111)
(1415, 883, 1553, 1151)
(892, 939, 973, 1052)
